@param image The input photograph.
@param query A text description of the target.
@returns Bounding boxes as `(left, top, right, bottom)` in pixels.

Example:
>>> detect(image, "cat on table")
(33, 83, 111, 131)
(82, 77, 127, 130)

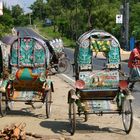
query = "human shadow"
(40, 120, 126, 135)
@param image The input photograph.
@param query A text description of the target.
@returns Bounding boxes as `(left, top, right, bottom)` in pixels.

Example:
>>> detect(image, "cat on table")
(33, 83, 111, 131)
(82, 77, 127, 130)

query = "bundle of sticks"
(0, 123, 26, 140)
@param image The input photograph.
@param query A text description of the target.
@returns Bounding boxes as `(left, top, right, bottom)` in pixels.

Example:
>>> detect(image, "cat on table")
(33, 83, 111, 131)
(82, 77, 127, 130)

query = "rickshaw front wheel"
(0, 92, 7, 117)
(69, 102, 76, 135)
(45, 90, 52, 118)
(122, 99, 133, 134)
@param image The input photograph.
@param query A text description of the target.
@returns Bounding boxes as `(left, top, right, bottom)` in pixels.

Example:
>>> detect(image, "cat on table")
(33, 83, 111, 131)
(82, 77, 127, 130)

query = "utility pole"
(75, 0, 78, 40)
(29, 13, 32, 25)
(122, 0, 129, 50)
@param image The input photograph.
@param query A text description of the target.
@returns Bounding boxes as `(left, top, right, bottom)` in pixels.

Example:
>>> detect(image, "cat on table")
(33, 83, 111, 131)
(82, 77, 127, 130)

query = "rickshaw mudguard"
(68, 89, 85, 112)
(68, 89, 79, 103)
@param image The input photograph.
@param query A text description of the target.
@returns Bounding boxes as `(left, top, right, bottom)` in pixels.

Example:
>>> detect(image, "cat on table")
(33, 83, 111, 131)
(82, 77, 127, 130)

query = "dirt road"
(0, 75, 140, 140)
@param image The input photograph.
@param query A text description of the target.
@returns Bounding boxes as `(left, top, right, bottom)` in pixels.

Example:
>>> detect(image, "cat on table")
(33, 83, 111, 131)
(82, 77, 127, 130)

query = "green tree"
(30, 0, 47, 20)
(130, 2, 140, 39)
(81, 0, 104, 29)
(11, 4, 23, 25)
(46, 0, 62, 32)
(0, 6, 13, 38)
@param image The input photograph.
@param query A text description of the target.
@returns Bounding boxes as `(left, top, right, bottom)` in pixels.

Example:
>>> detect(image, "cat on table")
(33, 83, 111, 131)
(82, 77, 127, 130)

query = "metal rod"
(76, 111, 121, 115)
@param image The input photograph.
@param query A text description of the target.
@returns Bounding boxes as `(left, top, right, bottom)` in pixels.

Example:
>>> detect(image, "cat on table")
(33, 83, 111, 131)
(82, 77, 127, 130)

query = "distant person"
(45, 40, 58, 64)
(128, 40, 140, 90)
(12, 27, 16, 35)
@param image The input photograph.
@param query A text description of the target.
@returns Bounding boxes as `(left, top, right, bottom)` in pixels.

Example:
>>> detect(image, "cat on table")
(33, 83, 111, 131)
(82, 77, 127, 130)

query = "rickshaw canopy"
(75, 29, 121, 69)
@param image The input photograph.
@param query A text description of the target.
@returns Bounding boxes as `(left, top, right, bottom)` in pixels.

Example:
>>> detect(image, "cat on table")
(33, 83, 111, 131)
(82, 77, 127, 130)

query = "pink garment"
(128, 47, 140, 68)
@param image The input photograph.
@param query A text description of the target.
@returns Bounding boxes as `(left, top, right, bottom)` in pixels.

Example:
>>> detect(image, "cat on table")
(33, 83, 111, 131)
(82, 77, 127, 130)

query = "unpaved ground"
(0, 75, 140, 140)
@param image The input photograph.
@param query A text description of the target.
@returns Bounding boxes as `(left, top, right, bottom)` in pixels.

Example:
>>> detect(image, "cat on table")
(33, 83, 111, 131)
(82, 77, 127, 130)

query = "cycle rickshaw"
(48, 39, 71, 73)
(68, 29, 134, 135)
(0, 36, 54, 118)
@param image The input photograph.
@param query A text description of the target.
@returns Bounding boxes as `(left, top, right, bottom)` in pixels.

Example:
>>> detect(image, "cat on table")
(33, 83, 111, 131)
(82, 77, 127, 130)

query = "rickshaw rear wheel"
(122, 99, 133, 134)
(69, 102, 76, 135)
(0, 92, 7, 117)
(58, 58, 71, 73)
(45, 90, 52, 118)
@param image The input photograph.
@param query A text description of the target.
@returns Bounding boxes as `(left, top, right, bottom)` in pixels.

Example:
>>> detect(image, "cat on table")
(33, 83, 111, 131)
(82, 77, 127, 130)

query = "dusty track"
(0, 75, 140, 140)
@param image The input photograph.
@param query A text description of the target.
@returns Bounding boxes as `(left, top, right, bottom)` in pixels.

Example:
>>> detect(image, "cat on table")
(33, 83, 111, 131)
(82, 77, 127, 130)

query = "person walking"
(128, 40, 140, 90)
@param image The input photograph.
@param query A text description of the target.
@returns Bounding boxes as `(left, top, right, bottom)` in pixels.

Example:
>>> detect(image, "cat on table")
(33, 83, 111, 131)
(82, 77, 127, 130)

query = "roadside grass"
(34, 21, 76, 48)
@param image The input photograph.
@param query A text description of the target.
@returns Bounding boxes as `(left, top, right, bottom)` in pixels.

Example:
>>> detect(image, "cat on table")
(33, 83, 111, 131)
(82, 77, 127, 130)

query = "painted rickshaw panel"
(0, 36, 51, 101)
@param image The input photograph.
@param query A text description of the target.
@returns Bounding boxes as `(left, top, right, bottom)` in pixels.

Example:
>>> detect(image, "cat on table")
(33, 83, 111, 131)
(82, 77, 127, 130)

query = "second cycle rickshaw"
(68, 29, 134, 135)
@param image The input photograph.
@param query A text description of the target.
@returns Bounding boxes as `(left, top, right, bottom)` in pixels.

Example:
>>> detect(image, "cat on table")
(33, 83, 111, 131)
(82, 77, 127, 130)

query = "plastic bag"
(130, 67, 140, 80)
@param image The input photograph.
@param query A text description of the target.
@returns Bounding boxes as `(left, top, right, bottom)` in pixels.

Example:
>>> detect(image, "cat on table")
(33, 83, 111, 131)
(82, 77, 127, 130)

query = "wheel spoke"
(122, 99, 133, 134)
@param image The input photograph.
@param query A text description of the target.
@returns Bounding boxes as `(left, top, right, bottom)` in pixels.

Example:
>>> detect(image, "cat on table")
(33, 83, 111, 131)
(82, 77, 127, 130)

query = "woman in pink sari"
(128, 40, 140, 90)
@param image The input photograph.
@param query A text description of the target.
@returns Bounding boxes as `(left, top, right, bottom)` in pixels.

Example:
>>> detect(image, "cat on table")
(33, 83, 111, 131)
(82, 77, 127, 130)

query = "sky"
(1, 0, 36, 13)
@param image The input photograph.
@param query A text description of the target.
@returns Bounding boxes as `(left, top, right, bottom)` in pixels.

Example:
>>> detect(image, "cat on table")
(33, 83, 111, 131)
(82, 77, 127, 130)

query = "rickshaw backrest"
(8, 37, 50, 82)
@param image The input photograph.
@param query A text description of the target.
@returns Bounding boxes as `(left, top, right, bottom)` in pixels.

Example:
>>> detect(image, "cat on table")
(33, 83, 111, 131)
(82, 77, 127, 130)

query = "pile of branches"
(0, 123, 26, 140)
(0, 123, 71, 140)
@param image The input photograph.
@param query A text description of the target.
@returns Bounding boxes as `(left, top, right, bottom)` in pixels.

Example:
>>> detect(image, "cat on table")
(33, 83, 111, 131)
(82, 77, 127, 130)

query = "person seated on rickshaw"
(128, 40, 140, 91)
(45, 40, 58, 64)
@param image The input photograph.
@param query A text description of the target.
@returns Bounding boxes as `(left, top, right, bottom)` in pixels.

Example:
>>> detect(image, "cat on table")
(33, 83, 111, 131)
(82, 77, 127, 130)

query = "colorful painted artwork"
(90, 38, 111, 52)
(11, 38, 48, 67)
(79, 70, 119, 89)
(77, 47, 92, 64)
(108, 44, 120, 64)
(49, 39, 64, 53)
(76, 30, 121, 69)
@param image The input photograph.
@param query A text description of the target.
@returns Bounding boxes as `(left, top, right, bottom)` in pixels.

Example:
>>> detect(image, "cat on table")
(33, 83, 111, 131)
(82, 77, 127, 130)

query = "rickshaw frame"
(68, 29, 134, 135)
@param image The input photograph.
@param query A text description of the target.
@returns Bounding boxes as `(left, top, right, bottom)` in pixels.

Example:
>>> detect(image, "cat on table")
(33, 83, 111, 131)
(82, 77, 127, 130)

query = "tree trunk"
(53, 15, 56, 32)
(87, 9, 92, 29)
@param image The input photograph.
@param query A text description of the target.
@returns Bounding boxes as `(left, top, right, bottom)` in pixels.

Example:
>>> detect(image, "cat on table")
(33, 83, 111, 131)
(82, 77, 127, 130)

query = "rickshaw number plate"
(83, 100, 118, 112)
(106, 63, 119, 69)
(86, 100, 110, 111)
(12, 91, 41, 101)
(80, 64, 92, 70)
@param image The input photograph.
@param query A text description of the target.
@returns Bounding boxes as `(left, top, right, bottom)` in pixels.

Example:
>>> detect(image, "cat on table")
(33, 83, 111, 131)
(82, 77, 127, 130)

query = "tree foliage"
(30, 0, 47, 20)
(0, 5, 13, 37)
(1, 0, 140, 43)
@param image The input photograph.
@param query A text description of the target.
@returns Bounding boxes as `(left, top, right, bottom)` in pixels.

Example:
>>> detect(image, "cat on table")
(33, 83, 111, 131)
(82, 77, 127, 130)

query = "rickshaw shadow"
(40, 120, 126, 135)
(40, 120, 70, 135)
(75, 121, 126, 135)
(6, 107, 47, 119)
